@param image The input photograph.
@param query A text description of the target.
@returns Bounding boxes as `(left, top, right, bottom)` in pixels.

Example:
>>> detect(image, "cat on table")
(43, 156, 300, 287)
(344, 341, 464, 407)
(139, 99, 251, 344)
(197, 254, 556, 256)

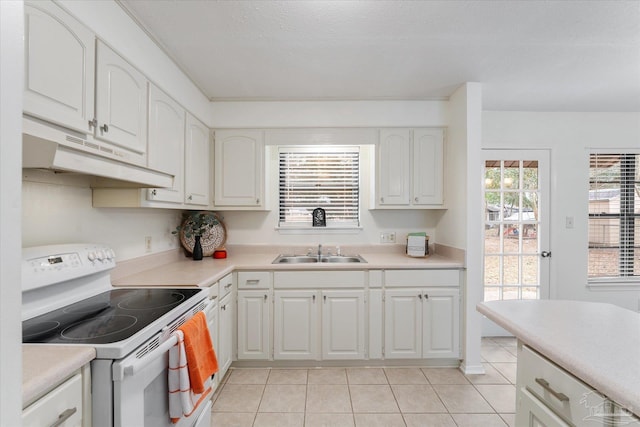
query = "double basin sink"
(272, 254, 367, 264)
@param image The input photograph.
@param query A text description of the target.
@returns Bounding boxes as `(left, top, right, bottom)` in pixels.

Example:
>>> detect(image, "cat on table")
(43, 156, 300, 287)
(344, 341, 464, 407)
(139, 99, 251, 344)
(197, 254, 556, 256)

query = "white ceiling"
(119, 0, 640, 111)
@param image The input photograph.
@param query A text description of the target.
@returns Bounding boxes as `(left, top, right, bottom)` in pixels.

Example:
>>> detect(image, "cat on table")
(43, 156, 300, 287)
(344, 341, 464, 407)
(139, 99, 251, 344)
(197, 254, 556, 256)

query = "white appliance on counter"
(21, 244, 212, 427)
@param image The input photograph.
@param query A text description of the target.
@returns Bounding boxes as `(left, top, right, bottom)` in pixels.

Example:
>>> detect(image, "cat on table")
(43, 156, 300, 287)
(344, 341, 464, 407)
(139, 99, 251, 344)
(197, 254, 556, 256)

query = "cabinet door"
(95, 40, 147, 155)
(274, 290, 319, 360)
(205, 300, 219, 392)
(214, 130, 264, 208)
(377, 129, 411, 205)
(146, 84, 184, 203)
(322, 290, 365, 360)
(412, 129, 444, 205)
(22, 372, 83, 427)
(422, 288, 460, 358)
(184, 113, 211, 206)
(218, 292, 233, 378)
(237, 290, 271, 360)
(384, 289, 421, 359)
(517, 388, 571, 427)
(24, 1, 95, 134)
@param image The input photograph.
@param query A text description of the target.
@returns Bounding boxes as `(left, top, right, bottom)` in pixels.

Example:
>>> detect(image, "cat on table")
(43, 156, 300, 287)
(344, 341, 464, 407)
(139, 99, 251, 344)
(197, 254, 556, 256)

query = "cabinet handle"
(88, 118, 97, 129)
(424, 294, 429, 300)
(312, 295, 316, 302)
(48, 407, 77, 427)
(221, 304, 226, 311)
(188, 195, 193, 201)
(246, 279, 260, 286)
(224, 283, 232, 289)
(380, 197, 384, 203)
(264, 294, 268, 301)
(323, 295, 327, 302)
(100, 124, 109, 133)
(415, 197, 419, 202)
(418, 294, 422, 300)
(535, 378, 570, 402)
(256, 198, 260, 204)
(151, 189, 157, 196)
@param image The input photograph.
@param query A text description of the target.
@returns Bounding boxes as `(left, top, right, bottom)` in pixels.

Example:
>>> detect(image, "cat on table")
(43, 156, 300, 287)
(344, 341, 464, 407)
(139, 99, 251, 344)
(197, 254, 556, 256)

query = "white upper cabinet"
(23, 1, 95, 134)
(145, 84, 185, 203)
(412, 128, 444, 206)
(95, 40, 148, 157)
(214, 130, 265, 209)
(373, 128, 445, 209)
(184, 113, 211, 206)
(377, 129, 411, 205)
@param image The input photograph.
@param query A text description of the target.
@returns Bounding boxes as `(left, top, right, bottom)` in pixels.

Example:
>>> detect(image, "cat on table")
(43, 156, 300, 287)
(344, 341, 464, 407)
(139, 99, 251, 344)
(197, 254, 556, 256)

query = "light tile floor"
(210, 337, 517, 427)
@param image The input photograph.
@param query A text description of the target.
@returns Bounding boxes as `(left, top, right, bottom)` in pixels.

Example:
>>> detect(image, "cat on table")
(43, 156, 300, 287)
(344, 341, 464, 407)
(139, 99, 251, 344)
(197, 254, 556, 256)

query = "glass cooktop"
(22, 288, 202, 345)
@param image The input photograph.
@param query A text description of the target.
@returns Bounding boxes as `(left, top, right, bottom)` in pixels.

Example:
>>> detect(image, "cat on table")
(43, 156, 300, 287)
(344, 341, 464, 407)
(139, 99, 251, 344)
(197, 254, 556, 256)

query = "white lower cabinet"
(322, 290, 365, 360)
(22, 368, 89, 427)
(384, 287, 460, 359)
(217, 277, 234, 379)
(274, 290, 319, 360)
(518, 388, 570, 427)
(237, 290, 271, 360)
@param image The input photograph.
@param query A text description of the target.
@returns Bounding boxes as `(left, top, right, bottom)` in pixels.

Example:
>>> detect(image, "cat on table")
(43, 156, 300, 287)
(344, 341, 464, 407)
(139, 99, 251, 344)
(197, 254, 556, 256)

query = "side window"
(588, 153, 640, 280)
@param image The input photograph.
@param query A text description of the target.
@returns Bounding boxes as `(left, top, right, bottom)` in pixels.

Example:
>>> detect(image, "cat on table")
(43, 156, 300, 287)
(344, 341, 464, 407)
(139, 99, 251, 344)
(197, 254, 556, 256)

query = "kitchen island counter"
(23, 344, 95, 407)
(112, 244, 464, 288)
(477, 299, 640, 417)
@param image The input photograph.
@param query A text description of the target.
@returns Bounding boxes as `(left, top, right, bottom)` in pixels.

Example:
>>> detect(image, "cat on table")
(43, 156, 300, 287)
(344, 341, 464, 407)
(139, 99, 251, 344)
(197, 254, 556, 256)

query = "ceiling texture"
(118, 0, 640, 112)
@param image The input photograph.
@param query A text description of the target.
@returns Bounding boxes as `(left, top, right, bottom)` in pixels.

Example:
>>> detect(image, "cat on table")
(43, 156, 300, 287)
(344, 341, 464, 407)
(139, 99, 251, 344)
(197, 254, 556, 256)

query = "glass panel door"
(482, 150, 550, 335)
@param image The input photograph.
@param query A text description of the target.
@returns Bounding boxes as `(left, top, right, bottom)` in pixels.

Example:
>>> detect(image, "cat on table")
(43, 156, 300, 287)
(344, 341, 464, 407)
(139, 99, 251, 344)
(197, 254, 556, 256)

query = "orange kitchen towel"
(178, 311, 218, 394)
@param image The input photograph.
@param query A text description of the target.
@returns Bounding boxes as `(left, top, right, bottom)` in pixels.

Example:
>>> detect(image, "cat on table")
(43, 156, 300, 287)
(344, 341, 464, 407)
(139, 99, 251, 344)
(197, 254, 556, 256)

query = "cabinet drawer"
(219, 274, 234, 297)
(238, 271, 271, 289)
(384, 269, 459, 287)
(23, 372, 83, 427)
(518, 345, 606, 425)
(274, 271, 365, 288)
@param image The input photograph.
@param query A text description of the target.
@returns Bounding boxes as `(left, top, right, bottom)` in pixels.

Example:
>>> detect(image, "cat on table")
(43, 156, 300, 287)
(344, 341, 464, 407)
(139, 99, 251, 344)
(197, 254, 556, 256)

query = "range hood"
(22, 116, 173, 188)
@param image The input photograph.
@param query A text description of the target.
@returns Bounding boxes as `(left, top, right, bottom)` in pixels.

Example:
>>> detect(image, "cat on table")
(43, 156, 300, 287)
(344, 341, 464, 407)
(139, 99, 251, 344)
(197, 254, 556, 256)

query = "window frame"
(276, 145, 362, 232)
(588, 151, 640, 284)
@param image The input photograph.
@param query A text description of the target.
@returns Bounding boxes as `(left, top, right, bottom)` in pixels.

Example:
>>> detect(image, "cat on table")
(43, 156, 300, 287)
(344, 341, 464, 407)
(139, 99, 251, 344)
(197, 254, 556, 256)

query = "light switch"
(565, 216, 574, 229)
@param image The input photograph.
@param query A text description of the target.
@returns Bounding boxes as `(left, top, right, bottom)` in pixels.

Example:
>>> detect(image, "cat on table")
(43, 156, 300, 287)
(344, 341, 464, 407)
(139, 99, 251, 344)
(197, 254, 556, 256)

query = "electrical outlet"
(145, 236, 152, 252)
(380, 232, 396, 244)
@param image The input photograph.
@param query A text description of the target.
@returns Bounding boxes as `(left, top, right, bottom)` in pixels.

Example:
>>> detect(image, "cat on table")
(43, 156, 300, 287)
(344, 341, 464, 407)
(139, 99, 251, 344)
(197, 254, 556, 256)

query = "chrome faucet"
(317, 244, 322, 259)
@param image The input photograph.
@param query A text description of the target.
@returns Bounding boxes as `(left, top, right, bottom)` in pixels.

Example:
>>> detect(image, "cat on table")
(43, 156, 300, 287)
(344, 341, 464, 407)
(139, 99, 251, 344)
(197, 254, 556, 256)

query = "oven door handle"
(122, 334, 179, 377)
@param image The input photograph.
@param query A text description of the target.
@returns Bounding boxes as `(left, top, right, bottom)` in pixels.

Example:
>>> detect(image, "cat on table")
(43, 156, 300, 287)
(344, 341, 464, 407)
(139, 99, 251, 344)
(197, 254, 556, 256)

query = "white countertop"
(23, 345, 95, 407)
(477, 300, 640, 416)
(113, 245, 465, 288)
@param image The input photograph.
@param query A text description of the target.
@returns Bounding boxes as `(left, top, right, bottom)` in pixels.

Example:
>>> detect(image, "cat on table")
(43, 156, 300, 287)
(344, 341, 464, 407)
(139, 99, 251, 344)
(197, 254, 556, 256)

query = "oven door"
(112, 316, 214, 427)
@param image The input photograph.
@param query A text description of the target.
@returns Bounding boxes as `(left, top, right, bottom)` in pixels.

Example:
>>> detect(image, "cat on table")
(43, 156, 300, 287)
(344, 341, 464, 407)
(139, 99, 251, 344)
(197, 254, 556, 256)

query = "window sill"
(276, 225, 363, 235)
(587, 278, 640, 291)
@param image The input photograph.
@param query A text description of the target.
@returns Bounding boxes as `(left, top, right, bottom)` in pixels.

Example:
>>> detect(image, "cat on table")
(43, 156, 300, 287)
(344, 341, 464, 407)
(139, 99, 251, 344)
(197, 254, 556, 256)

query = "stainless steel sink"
(272, 254, 367, 264)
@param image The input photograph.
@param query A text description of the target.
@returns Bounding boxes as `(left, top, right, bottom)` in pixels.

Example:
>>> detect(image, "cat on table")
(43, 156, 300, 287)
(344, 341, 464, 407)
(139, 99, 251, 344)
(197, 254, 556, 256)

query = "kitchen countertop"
(477, 299, 640, 416)
(113, 245, 465, 288)
(23, 345, 96, 407)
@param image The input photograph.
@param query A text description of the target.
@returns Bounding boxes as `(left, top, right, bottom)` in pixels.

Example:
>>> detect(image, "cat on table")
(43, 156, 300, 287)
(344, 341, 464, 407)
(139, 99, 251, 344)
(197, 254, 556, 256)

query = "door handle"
(541, 251, 552, 258)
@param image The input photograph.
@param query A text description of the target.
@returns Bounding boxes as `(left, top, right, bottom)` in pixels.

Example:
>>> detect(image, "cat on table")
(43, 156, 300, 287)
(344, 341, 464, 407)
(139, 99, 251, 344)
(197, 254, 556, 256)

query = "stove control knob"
(108, 249, 116, 260)
(87, 252, 96, 262)
(96, 251, 105, 261)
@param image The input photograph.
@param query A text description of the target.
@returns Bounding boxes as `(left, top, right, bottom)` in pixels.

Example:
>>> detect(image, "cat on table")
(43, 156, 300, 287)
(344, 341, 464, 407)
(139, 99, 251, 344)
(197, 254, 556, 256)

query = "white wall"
(0, 1, 24, 424)
(483, 111, 640, 311)
(22, 171, 181, 261)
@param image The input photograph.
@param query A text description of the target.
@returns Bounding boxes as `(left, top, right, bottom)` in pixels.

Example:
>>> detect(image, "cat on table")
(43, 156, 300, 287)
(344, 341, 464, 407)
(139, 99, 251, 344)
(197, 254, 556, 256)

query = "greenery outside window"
(278, 146, 360, 228)
(588, 153, 640, 280)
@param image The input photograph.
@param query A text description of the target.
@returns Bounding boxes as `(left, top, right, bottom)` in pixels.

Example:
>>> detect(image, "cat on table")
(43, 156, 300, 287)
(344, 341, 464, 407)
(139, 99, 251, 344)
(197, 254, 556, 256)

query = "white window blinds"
(588, 153, 640, 279)
(279, 146, 360, 227)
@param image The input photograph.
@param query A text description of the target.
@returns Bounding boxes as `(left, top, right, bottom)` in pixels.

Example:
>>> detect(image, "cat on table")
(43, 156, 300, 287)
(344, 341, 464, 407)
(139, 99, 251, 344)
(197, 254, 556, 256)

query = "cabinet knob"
(424, 294, 429, 300)
(312, 295, 316, 302)
(88, 118, 97, 129)
(100, 124, 109, 133)
(264, 294, 268, 301)
(418, 294, 422, 300)
(415, 197, 419, 202)
(188, 195, 193, 201)
(256, 198, 260, 204)
(380, 197, 384, 203)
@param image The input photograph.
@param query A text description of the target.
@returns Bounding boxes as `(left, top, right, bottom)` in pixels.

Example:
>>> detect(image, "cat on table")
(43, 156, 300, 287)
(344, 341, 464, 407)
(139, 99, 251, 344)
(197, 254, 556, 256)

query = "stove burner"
(23, 320, 60, 340)
(63, 302, 111, 315)
(118, 291, 185, 310)
(61, 315, 138, 341)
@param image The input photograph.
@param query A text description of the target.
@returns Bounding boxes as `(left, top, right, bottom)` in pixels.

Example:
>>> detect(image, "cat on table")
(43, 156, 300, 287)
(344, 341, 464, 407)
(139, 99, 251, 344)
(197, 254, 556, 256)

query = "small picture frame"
(312, 208, 326, 227)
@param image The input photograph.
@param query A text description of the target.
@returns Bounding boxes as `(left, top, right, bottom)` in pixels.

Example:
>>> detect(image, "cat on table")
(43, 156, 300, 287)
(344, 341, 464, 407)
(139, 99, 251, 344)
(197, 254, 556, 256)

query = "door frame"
(481, 149, 551, 336)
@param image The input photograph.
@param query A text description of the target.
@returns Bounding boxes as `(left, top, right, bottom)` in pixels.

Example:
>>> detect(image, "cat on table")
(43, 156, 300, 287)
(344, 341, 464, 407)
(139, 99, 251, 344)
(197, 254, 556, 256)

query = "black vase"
(192, 235, 203, 261)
